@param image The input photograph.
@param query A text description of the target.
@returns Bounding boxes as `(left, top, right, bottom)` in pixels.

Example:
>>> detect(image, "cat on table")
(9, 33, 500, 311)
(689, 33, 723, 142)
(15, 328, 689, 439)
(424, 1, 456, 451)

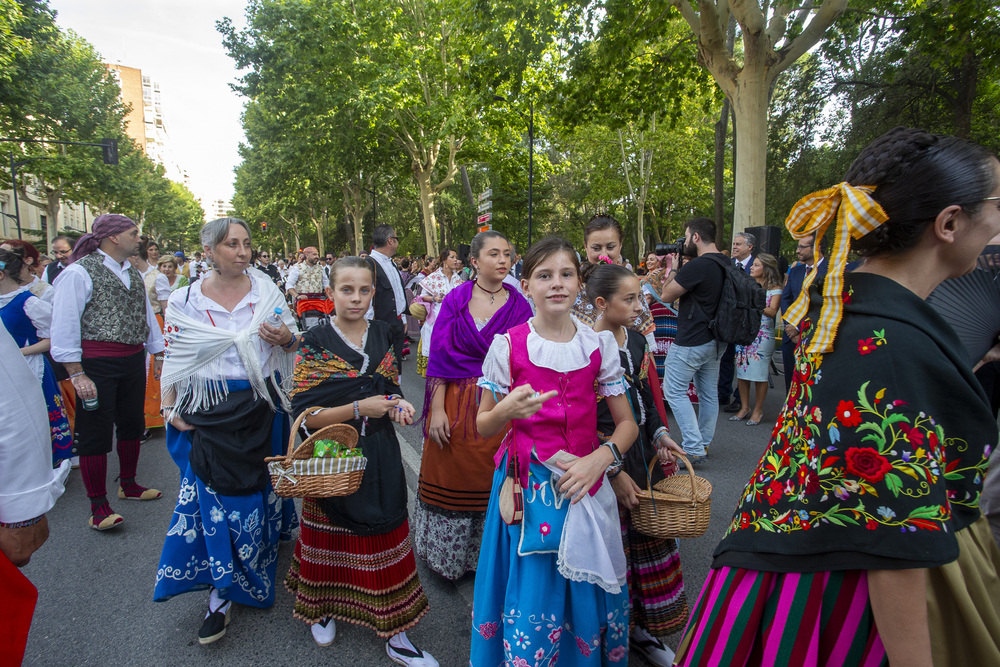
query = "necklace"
(475, 280, 504, 304)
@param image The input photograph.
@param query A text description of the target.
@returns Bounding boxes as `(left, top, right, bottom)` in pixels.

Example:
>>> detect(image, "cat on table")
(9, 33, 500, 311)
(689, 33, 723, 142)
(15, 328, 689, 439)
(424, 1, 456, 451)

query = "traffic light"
(101, 138, 119, 165)
(261, 221, 268, 232)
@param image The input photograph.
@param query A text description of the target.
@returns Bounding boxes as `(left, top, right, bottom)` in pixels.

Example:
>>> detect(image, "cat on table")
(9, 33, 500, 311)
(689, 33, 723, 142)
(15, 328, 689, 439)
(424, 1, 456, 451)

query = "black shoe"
(139, 429, 152, 443)
(723, 402, 743, 413)
(198, 599, 232, 645)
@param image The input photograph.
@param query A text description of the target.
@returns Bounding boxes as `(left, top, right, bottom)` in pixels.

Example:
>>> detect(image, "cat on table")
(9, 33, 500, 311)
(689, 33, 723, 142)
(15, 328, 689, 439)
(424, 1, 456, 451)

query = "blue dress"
(153, 380, 298, 608)
(0, 289, 73, 463)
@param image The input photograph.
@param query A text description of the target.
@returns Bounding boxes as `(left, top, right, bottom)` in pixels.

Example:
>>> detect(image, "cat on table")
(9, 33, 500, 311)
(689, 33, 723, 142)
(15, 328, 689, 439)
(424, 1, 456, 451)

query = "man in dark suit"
(720, 231, 755, 412)
(781, 233, 827, 394)
(366, 224, 407, 372)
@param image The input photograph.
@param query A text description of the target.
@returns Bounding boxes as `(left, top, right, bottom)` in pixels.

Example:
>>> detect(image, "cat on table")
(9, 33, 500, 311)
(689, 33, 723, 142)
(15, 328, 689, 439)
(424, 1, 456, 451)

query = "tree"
(668, 0, 848, 234)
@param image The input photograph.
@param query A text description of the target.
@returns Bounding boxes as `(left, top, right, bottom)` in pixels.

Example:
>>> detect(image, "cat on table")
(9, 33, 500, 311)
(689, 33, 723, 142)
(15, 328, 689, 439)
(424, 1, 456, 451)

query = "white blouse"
(478, 316, 626, 397)
(0, 283, 53, 381)
(165, 274, 298, 381)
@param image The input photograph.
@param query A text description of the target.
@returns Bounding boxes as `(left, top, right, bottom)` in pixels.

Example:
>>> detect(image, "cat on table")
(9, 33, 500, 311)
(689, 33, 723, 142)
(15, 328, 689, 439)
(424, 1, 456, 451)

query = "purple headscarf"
(70, 213, 136, 263)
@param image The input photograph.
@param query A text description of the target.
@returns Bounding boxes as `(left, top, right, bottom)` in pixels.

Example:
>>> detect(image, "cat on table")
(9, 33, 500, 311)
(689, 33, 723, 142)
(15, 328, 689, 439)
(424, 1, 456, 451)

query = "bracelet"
(0, 515, 43, 529)
(606, 465, 624, 480)
(353, 400, 360, 420)
(69, 372, 85, 379)
(653, 426, 670, 446)
(281, 334, 297, 349)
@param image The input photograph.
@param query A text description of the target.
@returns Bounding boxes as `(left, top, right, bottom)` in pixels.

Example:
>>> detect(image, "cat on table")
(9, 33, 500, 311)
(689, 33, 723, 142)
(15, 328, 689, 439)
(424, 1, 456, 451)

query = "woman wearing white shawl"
(153, 218, 300, 646)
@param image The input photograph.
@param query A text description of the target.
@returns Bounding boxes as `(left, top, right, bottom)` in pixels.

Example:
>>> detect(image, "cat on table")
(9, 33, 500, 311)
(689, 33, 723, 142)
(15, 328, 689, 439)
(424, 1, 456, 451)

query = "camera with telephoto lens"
(655, 237, 688, 258)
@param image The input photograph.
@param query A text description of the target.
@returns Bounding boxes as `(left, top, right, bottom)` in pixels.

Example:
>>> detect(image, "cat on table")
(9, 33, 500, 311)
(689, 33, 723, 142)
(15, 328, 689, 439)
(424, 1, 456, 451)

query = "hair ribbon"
(783, 182, 888, 354)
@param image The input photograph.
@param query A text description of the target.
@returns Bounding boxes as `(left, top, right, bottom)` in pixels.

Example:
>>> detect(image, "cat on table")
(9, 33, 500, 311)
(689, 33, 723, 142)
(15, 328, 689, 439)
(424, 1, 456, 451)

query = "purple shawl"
(426, 281, 532, 381)
(420, 281, 532, 431)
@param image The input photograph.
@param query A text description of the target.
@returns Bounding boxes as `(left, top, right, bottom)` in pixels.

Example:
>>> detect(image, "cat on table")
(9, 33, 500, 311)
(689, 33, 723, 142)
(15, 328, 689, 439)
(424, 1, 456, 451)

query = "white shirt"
(50, 249, 166, 363)
(154, 272, 185, 301)
(368, 249, 406, 318)
(285, 262, 330, 292)
(0, 283, 52, 381)
(166, 274, 297, 381)
(0, 319, 69, 523)
(735, 255, 752, 271)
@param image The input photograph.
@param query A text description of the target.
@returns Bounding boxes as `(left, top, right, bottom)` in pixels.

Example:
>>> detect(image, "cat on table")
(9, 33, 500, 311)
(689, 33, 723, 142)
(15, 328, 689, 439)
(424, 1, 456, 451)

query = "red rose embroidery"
(804, 469, 821, 495)
(836, 400, 863, 427)
(478, 622, 497, 640)
(765, 480, 783, 505)
(866, 519, 878, 530)
(845, 447, 893, 483)
(858, 338, 877, 355)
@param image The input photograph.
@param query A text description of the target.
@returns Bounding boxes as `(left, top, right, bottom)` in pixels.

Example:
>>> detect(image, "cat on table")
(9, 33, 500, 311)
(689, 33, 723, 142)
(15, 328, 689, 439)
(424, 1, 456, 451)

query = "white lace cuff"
(598, 377, 628, 397)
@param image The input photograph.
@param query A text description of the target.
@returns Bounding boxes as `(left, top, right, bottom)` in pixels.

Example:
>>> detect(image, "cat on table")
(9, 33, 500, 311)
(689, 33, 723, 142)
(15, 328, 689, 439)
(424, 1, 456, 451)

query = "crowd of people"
(3, 126, 1000, 667)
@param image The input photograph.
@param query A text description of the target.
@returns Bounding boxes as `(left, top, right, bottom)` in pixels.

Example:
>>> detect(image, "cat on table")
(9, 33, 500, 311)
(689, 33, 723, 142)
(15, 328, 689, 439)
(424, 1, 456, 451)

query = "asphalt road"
(22, 357, 789, 667)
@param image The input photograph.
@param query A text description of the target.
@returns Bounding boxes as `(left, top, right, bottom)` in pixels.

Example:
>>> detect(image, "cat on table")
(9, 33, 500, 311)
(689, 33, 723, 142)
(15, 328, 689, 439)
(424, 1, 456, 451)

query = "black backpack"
(697, 254, 767, 345)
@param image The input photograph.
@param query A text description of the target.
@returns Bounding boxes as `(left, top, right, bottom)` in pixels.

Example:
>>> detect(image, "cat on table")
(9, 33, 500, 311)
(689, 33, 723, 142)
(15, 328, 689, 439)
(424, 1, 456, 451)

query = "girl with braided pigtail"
(674, 127, 1000, 667)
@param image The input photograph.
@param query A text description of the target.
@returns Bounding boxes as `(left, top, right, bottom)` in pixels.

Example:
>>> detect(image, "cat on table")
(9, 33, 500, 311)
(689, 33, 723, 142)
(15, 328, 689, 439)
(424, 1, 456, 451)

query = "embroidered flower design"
(477, 622, 497, 640)
(845, 447, 893, 483)
(238, 544, 253, 560)
(539, 522, 551, 538)
(608, 645, 627, 662)
(177, 483, 196, 505)
(764, 480, 783, 505)
(209, 507, 224, 524)
(898, 423, 925, 446)
(511, 657, 529, 667)
(547, 628, 562, 643)
(877, 506, 896, 520)
(548, 652, 559, 667)
(514, 629, 530, 649)
(535, 648, 546, 661)
(836, 400, 863, 427)
(228, 510, 241, 522)
(576, 637, 592, 657)
(858, 338, 877, 355)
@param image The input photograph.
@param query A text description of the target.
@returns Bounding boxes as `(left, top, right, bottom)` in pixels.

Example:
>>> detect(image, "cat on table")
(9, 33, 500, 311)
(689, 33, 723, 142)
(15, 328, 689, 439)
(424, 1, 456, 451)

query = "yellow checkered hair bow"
(783, 182, 888, 354)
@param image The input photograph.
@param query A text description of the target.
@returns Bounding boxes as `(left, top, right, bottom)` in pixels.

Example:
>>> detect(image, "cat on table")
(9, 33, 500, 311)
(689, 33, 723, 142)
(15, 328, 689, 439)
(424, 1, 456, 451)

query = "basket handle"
(287, 406, 329, 457)
(646, 453, 699, 506)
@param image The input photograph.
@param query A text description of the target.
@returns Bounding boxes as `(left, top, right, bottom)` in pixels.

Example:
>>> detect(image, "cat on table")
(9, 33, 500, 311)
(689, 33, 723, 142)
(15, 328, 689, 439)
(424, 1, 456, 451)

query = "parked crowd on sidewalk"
(3, 127, 1000, 667)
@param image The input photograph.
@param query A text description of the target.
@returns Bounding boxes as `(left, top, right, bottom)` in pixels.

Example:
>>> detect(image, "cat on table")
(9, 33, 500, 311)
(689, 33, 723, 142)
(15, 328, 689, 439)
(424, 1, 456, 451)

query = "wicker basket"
(264, 407, 366, 498)
(632, 453, 712, 539)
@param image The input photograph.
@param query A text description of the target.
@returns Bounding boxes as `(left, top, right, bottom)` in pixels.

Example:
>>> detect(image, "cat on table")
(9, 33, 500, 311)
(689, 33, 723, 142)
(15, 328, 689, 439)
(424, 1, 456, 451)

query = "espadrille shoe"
(88, 513, 124, 531)
(118, 486, 162, 501)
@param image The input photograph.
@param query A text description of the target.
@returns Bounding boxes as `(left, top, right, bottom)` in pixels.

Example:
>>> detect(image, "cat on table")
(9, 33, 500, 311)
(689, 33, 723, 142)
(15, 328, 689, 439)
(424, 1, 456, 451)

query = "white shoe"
(311, 618, 336, 647)
(630, 627, 676, 667)
(386, 633, 439, 666)
(70, 456, 80, 469)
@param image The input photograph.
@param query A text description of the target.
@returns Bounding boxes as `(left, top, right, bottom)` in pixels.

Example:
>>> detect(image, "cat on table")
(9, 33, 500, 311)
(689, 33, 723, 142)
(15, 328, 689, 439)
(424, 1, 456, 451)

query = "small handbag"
(498, 432, 523, 525)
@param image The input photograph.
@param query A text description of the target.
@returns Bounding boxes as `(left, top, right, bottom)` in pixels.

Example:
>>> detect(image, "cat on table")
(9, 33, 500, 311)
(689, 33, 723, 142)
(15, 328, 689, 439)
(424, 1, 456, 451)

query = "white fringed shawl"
(160, 278, 297, 421)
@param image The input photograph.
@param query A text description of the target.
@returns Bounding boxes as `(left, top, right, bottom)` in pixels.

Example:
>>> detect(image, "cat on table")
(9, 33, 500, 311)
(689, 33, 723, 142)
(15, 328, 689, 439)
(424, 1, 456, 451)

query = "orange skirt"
(59, 379, 76, 431)
(417, 382, 502, 513)
(143, 314, 164, 428)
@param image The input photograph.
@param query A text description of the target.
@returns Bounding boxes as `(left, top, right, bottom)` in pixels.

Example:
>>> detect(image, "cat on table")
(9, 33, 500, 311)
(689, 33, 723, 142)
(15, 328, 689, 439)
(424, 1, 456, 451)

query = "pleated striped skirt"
(285, 499, 430, 637)
(675, 566, 887, 667)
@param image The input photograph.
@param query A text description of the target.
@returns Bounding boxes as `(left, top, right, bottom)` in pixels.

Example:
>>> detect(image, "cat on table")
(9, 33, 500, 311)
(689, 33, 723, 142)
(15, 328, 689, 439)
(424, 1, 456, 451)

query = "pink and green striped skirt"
(674, 566, 887, 667)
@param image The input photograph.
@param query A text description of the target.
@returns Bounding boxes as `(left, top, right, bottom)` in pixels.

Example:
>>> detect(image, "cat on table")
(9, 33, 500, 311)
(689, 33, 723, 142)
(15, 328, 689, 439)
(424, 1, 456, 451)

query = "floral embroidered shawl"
(714, 272, 995, 572)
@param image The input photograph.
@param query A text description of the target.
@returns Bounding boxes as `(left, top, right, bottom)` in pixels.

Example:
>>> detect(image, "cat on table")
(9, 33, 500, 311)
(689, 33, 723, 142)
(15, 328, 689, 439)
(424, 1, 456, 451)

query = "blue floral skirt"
(41, 358, 73, 463)
(470, 455, 630, 666)
(153, 384, 298, 608)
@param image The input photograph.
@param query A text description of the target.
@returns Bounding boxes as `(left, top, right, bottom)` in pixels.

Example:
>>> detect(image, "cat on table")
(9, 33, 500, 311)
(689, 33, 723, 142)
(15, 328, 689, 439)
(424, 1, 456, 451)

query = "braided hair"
(846, 127, 998, 257)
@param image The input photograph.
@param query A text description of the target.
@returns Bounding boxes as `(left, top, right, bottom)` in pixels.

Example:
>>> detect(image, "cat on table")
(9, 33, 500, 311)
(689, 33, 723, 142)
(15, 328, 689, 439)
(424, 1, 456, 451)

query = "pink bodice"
(493, 322, 604, 495)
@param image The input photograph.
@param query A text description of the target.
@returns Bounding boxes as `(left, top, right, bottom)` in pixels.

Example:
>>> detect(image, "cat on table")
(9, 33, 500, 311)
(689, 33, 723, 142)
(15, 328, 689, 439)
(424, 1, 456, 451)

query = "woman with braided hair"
(674, 127, 1000, 667)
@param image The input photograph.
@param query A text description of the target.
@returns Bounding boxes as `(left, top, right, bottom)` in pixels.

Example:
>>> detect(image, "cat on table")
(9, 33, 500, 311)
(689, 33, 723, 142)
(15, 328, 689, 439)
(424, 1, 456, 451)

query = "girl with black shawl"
(285, 257, 438, 666)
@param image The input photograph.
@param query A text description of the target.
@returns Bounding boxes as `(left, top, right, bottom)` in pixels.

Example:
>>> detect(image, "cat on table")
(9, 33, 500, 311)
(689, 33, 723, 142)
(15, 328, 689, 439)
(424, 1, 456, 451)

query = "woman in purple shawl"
(413, 231, 533, 580)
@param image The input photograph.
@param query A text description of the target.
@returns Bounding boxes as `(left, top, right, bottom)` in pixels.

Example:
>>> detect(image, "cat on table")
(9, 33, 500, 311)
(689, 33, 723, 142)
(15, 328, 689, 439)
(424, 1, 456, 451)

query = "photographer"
(659, 217, 727, 464)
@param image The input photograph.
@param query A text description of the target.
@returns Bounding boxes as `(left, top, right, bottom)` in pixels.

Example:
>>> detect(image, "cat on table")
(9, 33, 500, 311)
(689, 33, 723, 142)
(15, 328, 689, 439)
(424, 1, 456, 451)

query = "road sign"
(478, 223, 492, 233)
(477, 212, 492, 224)
(478, 200, 492, 213)
(478, 189, 492, 202)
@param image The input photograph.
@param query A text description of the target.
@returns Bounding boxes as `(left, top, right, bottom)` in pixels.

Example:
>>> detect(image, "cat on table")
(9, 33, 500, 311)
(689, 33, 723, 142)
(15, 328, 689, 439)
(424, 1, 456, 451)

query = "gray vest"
(78, 253, 150, 345)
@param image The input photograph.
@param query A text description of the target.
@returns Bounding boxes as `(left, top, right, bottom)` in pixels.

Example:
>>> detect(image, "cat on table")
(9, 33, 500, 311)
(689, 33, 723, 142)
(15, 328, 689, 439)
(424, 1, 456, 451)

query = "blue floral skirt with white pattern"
(470, 454, 630, 666)
(153, 383, 298, 608)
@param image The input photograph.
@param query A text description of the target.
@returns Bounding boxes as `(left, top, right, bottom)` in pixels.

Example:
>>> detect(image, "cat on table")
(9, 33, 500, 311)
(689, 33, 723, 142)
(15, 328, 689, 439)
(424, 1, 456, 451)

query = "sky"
(50, 1, 250, 204)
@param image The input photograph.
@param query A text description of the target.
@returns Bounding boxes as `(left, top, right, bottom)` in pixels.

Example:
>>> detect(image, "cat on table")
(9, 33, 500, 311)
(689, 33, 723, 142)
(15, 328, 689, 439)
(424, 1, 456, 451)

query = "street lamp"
(492, 95, 533, 247)
(2, 137, 118, 239)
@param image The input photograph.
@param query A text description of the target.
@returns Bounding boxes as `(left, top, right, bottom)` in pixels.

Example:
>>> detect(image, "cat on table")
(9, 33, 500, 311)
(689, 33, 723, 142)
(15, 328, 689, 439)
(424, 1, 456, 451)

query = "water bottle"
(266, 307, 283, 329)
(82, 394, 99, 411)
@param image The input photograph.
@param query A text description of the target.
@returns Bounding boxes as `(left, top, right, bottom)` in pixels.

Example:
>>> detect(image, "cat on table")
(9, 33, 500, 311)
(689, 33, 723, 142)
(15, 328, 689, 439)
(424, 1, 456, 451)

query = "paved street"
(22, 358, 789, 666)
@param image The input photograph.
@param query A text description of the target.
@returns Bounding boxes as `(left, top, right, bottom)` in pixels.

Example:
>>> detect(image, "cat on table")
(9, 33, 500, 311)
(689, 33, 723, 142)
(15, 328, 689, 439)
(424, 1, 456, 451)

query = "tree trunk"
(953, 45, 977, 139)
(341, 180, 372, 255)
(414, 168, 440, 256)
(732, 73, 768, 236)
(714, 96, 731, 231)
